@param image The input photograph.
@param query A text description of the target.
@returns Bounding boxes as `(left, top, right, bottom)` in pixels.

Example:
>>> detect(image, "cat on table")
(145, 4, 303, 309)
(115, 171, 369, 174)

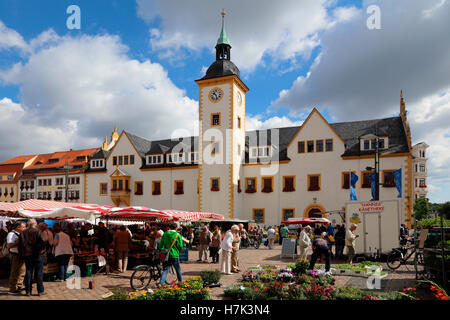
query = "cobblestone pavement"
(0, 245, 417, 300)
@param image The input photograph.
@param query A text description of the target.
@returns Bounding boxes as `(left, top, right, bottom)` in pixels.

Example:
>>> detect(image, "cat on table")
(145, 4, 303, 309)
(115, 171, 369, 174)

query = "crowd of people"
(0, 217, 365, 295)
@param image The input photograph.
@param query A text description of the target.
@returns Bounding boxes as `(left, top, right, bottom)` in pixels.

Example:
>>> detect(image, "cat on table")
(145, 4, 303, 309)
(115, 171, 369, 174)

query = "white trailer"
(345, 200, 401, 256)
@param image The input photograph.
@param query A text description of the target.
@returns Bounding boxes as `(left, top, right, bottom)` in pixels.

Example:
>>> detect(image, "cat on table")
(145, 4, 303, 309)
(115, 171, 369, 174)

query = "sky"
(0, 0, 449, 203)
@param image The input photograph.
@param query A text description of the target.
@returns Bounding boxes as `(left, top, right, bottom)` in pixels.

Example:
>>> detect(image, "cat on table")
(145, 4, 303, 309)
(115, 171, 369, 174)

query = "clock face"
(209, 88, 223, 102)
(237, 91, 242, 105)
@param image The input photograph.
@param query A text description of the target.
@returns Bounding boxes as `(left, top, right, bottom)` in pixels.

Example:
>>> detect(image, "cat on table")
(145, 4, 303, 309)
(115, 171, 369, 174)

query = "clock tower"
(195, 11, 249, 219)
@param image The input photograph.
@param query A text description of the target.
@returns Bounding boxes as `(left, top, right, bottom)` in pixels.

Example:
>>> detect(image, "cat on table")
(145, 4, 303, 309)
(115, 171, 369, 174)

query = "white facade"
(85, 108, 412, 227)
(412, 142, 429, 199)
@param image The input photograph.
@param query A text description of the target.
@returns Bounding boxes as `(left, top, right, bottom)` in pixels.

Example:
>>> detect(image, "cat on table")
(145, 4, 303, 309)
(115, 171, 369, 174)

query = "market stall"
(0, 200, 116, 279)
(100, 208, 225, 264)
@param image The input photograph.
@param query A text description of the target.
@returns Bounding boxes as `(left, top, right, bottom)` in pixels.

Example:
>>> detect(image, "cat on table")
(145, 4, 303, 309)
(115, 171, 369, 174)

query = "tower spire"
(215, 10, 231, 61)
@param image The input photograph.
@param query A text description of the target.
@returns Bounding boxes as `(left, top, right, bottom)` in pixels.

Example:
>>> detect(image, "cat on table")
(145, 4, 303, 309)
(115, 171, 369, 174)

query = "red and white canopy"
(101, 206, 173, 222)
(160, 210, 225, 222)
(0, 199, 111, 221)
(101, 208, 225, 222)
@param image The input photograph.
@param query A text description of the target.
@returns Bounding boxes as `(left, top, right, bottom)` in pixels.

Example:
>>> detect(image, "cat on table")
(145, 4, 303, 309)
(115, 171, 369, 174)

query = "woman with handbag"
(231, 226, 241, 273)
(220, 226, 234, 275)
(159, 223, 183, 287)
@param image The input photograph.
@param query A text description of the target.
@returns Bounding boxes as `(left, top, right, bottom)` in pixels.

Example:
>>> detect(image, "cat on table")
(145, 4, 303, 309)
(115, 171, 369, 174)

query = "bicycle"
(130, 251, 178, 290)
(386, 237, 424, 273)
(248, 235, 261, 249)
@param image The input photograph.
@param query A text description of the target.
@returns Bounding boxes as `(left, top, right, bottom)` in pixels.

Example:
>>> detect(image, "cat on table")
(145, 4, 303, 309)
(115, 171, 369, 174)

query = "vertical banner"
(393, 168, 402, 198)
(369, 173, 376, 200)
(350, 172, 358, 201)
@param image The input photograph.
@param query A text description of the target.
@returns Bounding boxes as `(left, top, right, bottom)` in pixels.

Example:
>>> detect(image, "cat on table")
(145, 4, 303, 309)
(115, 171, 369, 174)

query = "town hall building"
(82, 14, 417, 228)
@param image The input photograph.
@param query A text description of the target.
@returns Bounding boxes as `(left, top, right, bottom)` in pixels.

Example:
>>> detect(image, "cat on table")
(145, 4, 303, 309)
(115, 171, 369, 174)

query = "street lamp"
(363, 134, 395, 201)
(364, 134, 381, 201)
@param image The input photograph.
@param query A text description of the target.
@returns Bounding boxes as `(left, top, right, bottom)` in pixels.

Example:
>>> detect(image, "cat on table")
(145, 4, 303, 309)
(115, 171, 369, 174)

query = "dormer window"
(167, 153, 185, 164)
(91, 159, 104, 168)
(249, 146, 272, 159)
(76, 156, 85, 161)
(48, 158, 59, 164)
(147, 154, 163, 165)
(360, 137, 388, 151)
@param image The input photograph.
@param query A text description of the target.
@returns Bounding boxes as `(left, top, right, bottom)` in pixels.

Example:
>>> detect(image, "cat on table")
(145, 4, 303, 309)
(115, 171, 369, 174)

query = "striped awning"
(0, 199, 112, 220)
(160, 209, 225, 222)
(100, 206, 173, 222)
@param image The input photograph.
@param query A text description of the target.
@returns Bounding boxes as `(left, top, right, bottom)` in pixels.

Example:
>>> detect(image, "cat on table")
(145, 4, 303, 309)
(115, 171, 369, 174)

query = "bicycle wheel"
(386, 251, 402, 270)
(164, 264, 179, 285)
(130, 266, 153, 291)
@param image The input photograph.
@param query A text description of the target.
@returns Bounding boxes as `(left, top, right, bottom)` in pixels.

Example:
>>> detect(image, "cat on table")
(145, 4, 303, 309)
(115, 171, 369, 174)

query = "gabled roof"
(0, 164, 24, 184)
(330, 116, 409, 156)
(90, 149, 110, 159)
(110, 167, 131, 177)
(125, 131, 153, 158)
(146, 136, 198, 155)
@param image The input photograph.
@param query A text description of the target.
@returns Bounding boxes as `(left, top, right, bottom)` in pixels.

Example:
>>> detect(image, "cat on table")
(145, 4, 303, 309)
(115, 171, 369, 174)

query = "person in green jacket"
(279, 224, 289, 245)
(159, 222, 183, 286)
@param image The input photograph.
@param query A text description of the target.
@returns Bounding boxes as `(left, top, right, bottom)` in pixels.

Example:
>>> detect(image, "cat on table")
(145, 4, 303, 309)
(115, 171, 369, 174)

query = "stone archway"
(303, 204, 326, 218)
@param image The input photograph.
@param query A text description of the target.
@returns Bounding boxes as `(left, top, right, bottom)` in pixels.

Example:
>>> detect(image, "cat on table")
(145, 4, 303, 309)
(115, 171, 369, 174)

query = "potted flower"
(277, 271, 296, 283)
(199, 270, 222, 288)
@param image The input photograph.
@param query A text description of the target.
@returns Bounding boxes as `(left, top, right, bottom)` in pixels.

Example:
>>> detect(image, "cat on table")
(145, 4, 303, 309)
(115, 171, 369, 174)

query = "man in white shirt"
(298, 226, 312, 260)
(345, 224, 359, 264)
(267, 226, 276, 249)
(220, 228, 234, 275)
(7, 222, 26, 295)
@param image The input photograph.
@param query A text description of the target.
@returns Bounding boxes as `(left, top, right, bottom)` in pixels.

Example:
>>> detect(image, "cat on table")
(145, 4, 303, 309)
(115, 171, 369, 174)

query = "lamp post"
(365, 135, 380, 201)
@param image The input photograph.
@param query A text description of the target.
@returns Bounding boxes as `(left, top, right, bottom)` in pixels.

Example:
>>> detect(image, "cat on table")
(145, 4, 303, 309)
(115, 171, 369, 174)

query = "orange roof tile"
(0, 155, 36, 165)
(24, 148, 100, 171)
(0, 164, 24, 184)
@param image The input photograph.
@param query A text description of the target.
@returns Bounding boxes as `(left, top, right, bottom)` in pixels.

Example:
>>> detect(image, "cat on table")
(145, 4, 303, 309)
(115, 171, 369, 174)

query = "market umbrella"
(0, 199, 112, 221)
(160, 209, 225, 222)
(281, 218, 331, 225)
(100, 206, 174, 222)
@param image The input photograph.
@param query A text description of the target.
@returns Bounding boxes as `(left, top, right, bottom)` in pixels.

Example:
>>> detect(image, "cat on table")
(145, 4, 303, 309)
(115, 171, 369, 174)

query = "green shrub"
(200, 270, 221, 285)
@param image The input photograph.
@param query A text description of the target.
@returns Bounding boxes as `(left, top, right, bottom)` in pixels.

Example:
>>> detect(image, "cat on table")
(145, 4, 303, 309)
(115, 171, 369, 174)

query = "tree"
(438, 202, 450, 220)
(413, 197, 430, 221)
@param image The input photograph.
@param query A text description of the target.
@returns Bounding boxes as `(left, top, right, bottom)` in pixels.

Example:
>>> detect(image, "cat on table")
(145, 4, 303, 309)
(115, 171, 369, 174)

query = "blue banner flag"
(350, 172, 358, 201)
(393, 169, 402, 198)
(369, 173, 376, 200)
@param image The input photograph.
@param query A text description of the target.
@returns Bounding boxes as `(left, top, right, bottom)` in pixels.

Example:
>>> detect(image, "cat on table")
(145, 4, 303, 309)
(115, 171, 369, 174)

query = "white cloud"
(136, 0, 358, 72)
(0, 27, 198, 161)
(0, 98, 76, 156)
(246, 114, 303, 131)
(0, 21, 27, 51)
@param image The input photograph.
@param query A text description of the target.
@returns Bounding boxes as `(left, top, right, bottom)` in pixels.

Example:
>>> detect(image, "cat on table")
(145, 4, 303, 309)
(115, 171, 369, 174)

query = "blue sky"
(0, 0, 449, 203)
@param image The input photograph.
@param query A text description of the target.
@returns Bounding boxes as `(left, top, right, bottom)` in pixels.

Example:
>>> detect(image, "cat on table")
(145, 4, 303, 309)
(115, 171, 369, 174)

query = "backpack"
(1, 241, 10, 258)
